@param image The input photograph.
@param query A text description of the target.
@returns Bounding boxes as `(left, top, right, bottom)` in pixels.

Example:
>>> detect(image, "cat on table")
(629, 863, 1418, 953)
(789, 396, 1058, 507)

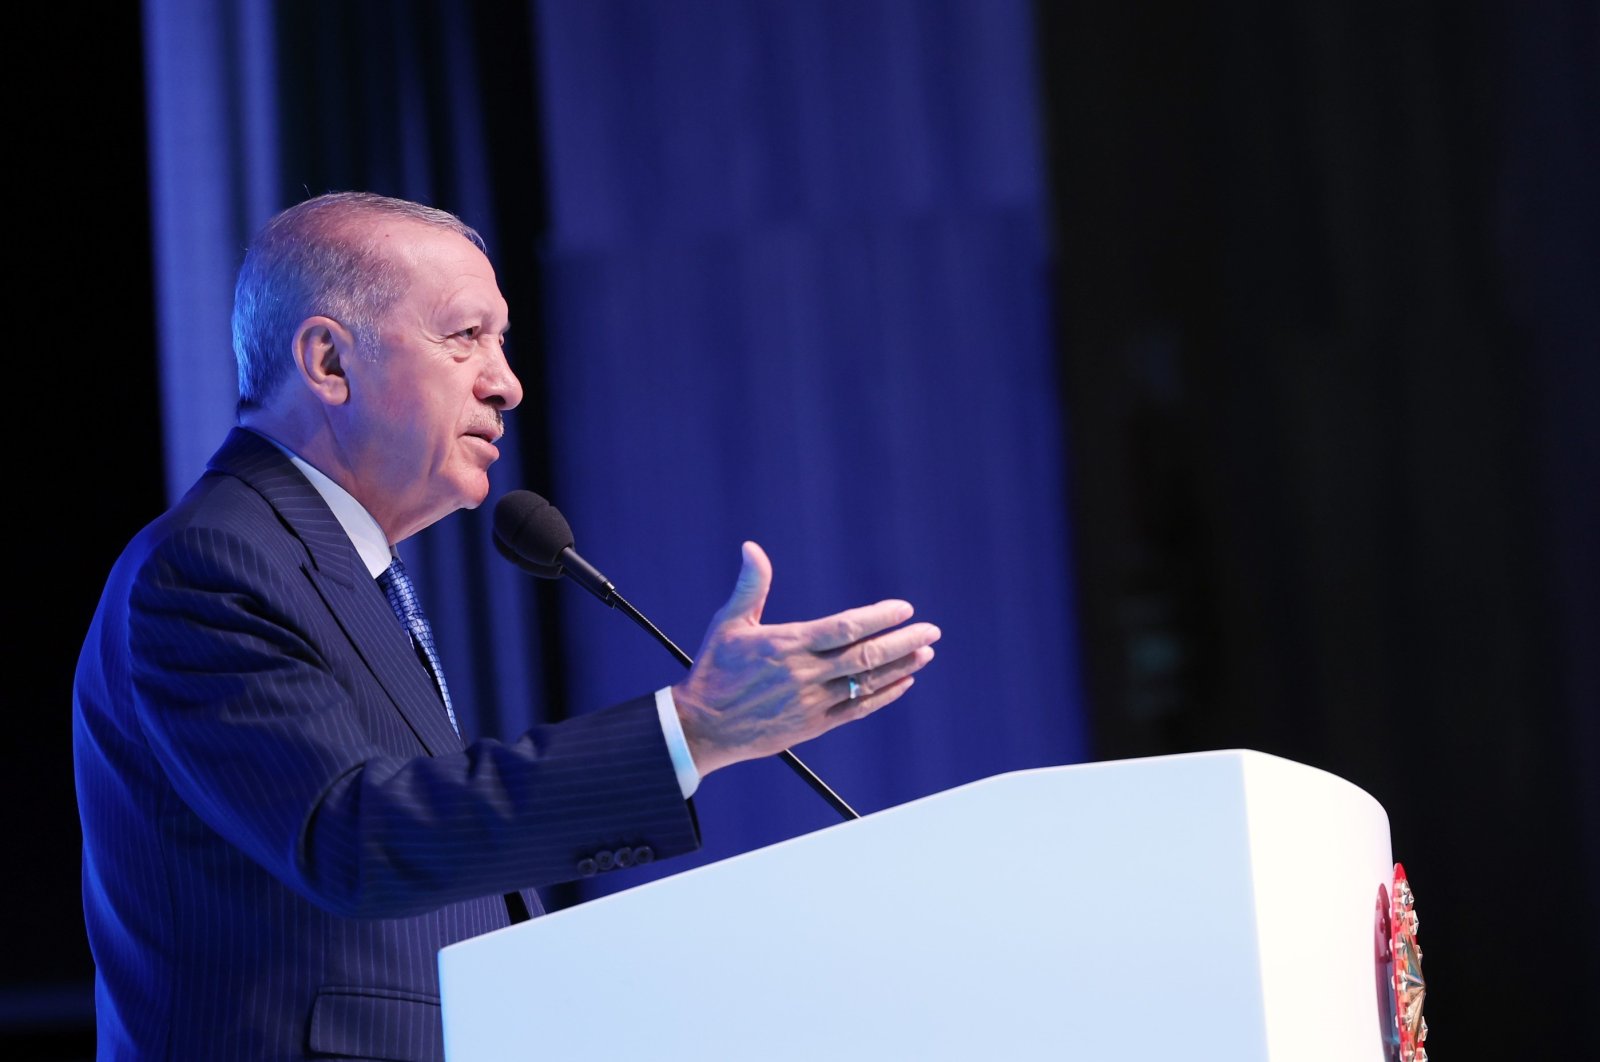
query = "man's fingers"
(717, 541, 772, 625)
(798, 599, 916, 650)
(820, 621, 942, 677)
(831, 645, 935, 706)
(826, 674, 918, 722)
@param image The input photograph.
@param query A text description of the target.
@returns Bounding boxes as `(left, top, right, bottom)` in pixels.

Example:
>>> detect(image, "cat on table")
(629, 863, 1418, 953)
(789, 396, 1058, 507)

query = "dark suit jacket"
(74, 428, 699, 1060)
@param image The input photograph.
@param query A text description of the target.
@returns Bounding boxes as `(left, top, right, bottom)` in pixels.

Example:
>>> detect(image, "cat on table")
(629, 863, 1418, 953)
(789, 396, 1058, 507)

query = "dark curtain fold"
(144, 0, 280, 498)
(1037, 0, 1599, 1050)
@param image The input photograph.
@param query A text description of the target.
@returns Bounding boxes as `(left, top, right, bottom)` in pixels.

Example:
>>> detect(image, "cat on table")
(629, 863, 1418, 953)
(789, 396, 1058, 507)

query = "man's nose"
(480, 344, 524, 411)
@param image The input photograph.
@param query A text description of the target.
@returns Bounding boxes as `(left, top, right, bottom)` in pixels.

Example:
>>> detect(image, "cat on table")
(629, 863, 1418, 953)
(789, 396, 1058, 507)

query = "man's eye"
(456, 326, 479, 339)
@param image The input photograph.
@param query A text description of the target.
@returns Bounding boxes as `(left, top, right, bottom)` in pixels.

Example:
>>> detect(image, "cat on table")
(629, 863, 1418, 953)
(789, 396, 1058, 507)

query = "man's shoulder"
(107, 435, 314, 592)
(102, 471, 288, 599)
(75, 451, 315, 694)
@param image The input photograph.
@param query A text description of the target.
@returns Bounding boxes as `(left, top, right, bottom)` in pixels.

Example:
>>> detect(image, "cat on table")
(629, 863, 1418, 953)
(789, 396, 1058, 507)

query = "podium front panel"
(441, 749, 1392, 1060)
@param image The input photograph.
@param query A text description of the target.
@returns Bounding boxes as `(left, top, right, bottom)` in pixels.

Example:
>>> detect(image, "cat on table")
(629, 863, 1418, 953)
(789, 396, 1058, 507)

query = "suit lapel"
(208, 429, 465, 756)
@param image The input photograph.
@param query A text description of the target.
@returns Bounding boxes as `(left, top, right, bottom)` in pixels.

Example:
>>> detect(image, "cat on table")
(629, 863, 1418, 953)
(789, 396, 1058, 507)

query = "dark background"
(11, 1, 1595, 1057)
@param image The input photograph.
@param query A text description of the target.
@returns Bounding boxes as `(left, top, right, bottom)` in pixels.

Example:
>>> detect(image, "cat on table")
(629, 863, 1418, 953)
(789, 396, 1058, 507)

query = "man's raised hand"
(672, 542, 940, 777)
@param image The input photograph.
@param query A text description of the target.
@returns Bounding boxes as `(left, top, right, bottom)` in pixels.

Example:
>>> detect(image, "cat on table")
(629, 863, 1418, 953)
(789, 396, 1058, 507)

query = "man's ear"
(291, 316, 357, 406)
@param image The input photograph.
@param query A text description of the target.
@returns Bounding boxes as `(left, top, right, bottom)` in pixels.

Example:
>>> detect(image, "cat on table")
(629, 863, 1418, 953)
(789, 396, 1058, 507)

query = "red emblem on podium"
(1376, 862, 1428, 1061)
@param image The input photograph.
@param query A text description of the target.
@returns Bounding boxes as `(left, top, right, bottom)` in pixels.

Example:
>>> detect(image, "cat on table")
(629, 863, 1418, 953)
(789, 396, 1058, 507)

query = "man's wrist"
(655, 686, 700, 798)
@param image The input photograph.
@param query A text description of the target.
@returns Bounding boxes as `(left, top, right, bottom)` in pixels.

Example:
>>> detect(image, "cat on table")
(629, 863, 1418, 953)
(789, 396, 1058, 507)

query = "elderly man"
(74, 192, 939, 1060)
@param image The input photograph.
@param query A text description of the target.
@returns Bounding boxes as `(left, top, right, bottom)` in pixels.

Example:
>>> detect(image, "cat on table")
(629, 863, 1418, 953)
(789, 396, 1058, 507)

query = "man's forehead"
(358, 220, 498, 297)
(366, 219, 483, 264)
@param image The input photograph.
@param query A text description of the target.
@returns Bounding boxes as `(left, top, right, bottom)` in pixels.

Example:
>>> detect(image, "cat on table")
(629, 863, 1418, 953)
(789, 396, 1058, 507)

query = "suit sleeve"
(127, 524, 699, 919)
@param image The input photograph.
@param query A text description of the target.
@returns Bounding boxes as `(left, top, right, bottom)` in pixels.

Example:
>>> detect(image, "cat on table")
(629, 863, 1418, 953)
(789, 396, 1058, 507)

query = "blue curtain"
(533, 0, 1089, 894)
(143, 0, 280, 499)
(142, 0, 1090, 896)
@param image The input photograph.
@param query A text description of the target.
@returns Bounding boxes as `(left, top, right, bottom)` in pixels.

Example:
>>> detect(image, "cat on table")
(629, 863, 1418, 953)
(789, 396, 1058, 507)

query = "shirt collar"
(252, 431, 395, 579)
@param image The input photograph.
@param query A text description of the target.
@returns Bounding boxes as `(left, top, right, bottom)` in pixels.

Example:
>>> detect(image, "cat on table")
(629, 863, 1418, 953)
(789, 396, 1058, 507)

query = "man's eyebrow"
(439, 300, 509, 330)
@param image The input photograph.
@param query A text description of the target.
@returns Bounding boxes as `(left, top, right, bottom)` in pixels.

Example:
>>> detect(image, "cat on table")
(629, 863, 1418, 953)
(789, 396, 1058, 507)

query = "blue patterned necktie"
(376, 557, 460, 737)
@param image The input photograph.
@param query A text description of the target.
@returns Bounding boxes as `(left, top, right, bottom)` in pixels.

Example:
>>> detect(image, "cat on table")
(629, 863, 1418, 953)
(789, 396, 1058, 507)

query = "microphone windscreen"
(492, 490, 575, 567)
(491, 526, 564, 579)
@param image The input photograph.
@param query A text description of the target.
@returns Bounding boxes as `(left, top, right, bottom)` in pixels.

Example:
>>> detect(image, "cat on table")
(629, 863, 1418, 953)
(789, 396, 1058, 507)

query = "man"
(73, 192, 939, 1059)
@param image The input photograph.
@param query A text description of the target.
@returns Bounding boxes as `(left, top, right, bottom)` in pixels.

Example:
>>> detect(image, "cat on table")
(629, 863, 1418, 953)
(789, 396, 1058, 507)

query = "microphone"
(491, 491, 616, 601)
(492, 489, 859, 821)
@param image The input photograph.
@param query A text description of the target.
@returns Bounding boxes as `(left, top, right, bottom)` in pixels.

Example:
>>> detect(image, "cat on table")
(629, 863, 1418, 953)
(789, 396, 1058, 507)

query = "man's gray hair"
(231, 191, 484, 410)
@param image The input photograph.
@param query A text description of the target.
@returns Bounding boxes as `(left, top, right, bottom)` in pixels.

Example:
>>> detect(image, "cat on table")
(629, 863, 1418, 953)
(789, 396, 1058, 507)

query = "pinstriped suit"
(74, 428, 699, 1060)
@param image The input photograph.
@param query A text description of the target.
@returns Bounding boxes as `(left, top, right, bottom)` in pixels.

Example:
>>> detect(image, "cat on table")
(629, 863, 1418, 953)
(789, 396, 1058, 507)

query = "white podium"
(439, 749, 1394, 1060)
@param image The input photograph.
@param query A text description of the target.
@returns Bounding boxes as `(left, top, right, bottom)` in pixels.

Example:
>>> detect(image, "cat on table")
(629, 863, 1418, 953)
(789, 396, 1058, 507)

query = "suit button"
(615, 847, 635, 868)
(633, 846, 654, 865)
(576, 857, 598, 877)
(595, 850, 615, 872)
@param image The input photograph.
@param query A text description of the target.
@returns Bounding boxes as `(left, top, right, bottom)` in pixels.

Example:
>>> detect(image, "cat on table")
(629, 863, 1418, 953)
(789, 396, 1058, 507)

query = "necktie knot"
(378, 558, 424, 623)
(377, 558, 460, 737)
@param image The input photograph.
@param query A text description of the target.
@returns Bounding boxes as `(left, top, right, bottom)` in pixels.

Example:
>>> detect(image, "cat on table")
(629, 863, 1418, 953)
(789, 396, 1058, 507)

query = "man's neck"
(245, 426, 395, 578)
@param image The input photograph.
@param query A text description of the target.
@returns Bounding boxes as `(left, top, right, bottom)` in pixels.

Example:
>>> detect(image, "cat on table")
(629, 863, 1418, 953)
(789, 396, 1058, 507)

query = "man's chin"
(460, 475, 493, 511)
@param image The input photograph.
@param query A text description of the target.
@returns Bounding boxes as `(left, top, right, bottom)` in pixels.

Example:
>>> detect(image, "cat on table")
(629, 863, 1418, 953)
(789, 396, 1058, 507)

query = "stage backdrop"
(142, 0, 1090, 896)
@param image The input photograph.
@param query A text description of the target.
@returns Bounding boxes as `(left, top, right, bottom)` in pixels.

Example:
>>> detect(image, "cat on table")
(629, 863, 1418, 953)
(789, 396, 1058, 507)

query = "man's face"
(338, 221, 523, 542)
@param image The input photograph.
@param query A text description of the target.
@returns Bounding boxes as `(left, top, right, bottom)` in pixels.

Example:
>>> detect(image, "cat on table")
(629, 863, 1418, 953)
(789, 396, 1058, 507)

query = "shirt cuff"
(655, 686, 701, 799)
